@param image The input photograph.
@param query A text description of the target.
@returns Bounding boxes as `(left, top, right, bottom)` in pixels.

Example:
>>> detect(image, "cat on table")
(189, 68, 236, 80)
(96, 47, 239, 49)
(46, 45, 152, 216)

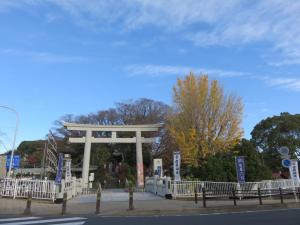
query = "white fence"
(0, 177, 83, 201)
(145, 176, 300, 199)
(0, 178, 56, 201)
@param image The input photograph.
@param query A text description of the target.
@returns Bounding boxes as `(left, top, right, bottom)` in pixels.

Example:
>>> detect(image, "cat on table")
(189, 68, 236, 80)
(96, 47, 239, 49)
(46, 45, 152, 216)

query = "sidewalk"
(1, 195, 300, 217)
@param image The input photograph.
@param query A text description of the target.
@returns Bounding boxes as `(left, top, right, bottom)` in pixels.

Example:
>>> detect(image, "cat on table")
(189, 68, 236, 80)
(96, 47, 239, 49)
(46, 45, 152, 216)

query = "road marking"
(52, 222, 86, 225)
(0, 218, 41, 222)
(0, 217, 87, 225)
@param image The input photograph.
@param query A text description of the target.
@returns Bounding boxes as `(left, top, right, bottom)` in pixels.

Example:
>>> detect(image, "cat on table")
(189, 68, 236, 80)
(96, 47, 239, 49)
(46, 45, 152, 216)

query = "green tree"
(191, 139, 272, 182)
(251, 112, 300, 171)
(233, 139, 272, 181)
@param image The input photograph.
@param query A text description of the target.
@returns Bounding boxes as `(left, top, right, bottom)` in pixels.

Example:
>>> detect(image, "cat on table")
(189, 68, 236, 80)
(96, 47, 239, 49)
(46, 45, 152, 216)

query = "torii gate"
(63, 122, 162, 188)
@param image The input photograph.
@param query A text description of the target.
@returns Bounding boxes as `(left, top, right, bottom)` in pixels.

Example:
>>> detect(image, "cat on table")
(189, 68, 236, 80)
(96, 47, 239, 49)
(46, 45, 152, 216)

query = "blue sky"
(1, 0, 300, 153)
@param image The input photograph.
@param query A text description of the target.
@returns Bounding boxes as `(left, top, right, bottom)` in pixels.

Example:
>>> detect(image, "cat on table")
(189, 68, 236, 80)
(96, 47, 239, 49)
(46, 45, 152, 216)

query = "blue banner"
(55, 153, 64, 184)
(235, 156, 246, 183)
(6, 155, 20, 169)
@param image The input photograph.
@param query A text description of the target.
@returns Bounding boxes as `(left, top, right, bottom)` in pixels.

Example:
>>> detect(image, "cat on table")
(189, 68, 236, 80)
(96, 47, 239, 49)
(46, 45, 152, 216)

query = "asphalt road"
(88, 208, 300, 225)
(1, 208, 300, 225)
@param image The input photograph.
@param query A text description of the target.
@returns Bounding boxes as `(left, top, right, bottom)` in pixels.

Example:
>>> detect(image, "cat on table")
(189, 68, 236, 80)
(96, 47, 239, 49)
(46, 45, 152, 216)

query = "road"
(0, 208, 299, 225)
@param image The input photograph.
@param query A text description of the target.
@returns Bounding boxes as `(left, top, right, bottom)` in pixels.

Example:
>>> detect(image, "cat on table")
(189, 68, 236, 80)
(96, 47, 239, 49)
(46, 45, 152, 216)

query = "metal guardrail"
(170, 179, 300, 198)
(145, 177, 300, 199)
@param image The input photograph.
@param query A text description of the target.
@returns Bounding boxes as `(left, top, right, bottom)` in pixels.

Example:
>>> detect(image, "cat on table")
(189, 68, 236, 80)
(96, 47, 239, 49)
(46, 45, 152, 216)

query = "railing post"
(173, 181, 177, 200)
(258, 188, 262, 205)
(23, 191, 32, 215)
(279, 188, 284, 204)
(202, 187, 206, 208)
(128, 185, 134, 210)
(232, 188, 237, 206)
(194, 186, 198, 204)
(61, 192, 67, 215)
(95, 183, 101, 214)
(13, 179, 17, 199)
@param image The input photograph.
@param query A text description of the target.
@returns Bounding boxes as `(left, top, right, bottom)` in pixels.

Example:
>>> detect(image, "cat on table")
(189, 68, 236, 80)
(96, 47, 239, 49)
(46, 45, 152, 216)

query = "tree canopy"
(168, 73, 243, 166)
(251, 112, 300, 170)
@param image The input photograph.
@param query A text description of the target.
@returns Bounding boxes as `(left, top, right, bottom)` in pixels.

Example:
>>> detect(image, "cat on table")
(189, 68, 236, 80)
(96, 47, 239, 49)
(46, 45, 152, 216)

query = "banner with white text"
(173, 151, 181, 181)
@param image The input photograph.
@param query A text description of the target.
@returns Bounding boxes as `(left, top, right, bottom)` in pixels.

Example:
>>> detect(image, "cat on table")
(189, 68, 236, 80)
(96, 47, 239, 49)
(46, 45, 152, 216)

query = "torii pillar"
(63, 123, 162, 188)
(136, 130, 143, 187)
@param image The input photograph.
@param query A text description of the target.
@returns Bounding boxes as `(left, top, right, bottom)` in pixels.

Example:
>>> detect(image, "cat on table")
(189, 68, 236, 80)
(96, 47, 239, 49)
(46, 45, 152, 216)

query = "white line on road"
(0, 217, 41, 223)
(52, 222, 86, 225)
(0, 217, 87, 225)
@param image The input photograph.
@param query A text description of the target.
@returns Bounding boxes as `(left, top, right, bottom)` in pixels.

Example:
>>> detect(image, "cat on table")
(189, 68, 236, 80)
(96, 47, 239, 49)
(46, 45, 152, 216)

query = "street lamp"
(0, 105, 19, 177)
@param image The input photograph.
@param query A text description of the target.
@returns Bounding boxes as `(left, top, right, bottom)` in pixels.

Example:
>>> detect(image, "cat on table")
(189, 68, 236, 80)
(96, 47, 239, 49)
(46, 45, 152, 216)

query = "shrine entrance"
(63, 122, 162, 188)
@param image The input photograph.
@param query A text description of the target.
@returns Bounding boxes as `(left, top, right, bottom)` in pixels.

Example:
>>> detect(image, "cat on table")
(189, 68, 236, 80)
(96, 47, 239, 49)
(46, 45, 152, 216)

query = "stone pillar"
(82, 130, 92, 187)
(136, 130, 144, 188)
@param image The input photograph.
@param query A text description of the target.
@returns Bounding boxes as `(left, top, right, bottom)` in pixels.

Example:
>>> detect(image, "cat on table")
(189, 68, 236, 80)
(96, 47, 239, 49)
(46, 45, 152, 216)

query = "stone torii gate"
(63, 122, 162, 188)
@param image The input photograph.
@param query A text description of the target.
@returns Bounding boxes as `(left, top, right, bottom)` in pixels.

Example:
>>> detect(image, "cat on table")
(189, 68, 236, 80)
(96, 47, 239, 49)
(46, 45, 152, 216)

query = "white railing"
(0, 178, 56, 201)
(0, 177, 83, 201)
(145, 177, 300, 199)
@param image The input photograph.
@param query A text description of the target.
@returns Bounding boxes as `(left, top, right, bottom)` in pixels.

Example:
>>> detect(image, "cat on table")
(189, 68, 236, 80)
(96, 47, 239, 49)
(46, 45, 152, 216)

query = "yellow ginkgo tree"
(168, 73, 243, 167)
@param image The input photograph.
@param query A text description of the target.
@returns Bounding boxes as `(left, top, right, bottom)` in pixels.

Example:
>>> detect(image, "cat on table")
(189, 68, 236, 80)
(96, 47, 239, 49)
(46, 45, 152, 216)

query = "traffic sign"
(282, 159, 292, 168)
(278, 146, 289, 156)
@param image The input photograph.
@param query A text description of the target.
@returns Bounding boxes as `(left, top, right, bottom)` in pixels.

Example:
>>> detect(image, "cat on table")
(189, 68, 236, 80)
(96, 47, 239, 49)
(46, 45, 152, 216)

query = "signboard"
(65, 159, 72, 181)
(6, 155, 20, 169)
(153, 158, 163, 177)
(235, 156, 246, 183)
(173, 151, 181, 181)
(289, 160, 300, 183)
(55, 153, 64, 184)
(89, 173, 94, 182)
(0, 155, 6, 178)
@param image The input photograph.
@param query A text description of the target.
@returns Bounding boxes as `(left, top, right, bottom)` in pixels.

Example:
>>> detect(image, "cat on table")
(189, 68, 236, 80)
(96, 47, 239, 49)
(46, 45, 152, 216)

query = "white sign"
(65, 159, 72, 181)
(89, 172, 94, 182)
(173, 151, 181, 181)
(153, 158, 163, 177)
(289, 160, 300, 183)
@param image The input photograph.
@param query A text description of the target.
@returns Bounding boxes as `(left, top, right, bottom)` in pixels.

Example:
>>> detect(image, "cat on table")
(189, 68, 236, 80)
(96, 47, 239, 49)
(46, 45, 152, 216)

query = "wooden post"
(62, 192, 67, 215)
(279, 188, 284, 204)
(202, 187, 206, 208)
(258, 188, 262, 205)
(95, 183, 101, 214)
(232, 189, 237, 206)
(194, 186, 198, 204)
(129, 186, 134, 210)
(23, 192, 32, 215)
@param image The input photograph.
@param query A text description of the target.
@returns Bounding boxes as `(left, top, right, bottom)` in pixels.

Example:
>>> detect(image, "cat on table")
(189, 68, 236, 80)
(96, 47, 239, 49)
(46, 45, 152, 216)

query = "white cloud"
(125, 64, 245, 78)
(0, 48, 91, 63)
(126, 64, 300, 92)
(1, 0, 300, 65)
(265, 77, 300, 91)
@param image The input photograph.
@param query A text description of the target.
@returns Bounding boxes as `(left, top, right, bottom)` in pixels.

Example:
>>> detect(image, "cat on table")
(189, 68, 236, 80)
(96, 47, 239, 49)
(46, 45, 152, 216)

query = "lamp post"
(0, 105, 19, 177)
